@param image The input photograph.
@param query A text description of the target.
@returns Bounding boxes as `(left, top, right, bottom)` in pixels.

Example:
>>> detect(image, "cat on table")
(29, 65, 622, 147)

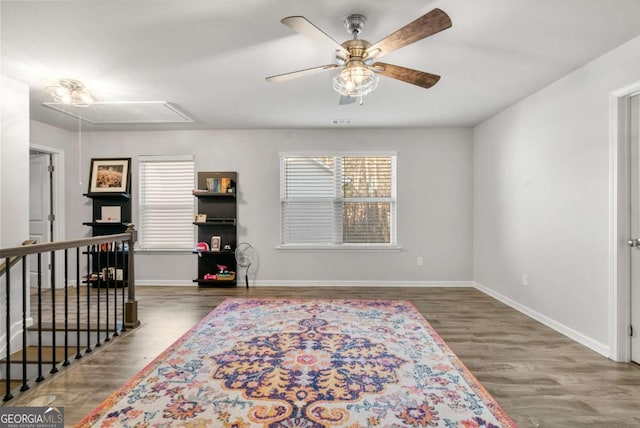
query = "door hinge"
(48, 165, 54, 173)
(632, 325, 635, 337)
(48, 214, 55, 222)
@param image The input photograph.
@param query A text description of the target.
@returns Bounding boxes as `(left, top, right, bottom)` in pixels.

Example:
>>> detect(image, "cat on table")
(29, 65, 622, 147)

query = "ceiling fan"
(265, 8, 452, 104)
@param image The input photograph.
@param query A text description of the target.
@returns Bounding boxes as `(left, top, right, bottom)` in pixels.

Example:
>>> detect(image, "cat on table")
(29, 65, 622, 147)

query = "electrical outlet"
(417, 256, 424, 266)
(522, 273, 528, 286)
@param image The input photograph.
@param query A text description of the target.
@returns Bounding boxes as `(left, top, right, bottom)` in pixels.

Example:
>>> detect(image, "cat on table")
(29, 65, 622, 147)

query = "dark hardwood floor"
(3, 286, 640, 427)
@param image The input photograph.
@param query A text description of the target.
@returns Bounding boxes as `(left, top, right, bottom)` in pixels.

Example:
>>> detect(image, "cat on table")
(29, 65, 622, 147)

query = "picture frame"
(194, 214, 207, 223)
(88, 158, 131, 193)
(100, 206, 121, 223)
(210, 236, 221, 252)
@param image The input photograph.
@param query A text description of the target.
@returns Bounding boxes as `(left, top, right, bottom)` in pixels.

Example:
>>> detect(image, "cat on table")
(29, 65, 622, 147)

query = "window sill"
(134, 248, 193, 255)
(276, 245, 402, 253)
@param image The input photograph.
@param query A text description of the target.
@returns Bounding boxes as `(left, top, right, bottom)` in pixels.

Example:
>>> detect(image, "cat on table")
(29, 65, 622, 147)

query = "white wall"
(1, 75, 30, 354)
(1, 76, 30, 247)
(473, 34, 640, 353)
(76, 128, 473, 285)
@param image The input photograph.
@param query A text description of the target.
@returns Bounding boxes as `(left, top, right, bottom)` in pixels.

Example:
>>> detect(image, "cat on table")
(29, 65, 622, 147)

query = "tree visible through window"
(342, 156, 392, 243)
(281, 154, 396, 246)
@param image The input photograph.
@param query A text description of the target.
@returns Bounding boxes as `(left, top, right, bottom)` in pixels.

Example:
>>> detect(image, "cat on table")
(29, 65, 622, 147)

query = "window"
(138, 155, 195, 250)
(280, 153, 396, 247)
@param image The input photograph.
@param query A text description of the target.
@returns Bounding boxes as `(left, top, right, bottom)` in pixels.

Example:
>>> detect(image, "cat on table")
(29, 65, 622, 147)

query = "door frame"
(29, 151, 52, 289)
(30, 143, 66, 288)
(610, 81, 640, 362)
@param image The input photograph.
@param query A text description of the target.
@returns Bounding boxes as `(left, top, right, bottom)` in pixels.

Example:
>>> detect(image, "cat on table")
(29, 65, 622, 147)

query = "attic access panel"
(42, 101, 194, 124)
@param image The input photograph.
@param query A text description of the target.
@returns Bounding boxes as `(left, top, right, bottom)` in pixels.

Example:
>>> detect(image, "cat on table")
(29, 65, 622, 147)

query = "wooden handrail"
(0, 224, 139, 328)
(0, 240, 36, 276)
(0, 230, 134, 259)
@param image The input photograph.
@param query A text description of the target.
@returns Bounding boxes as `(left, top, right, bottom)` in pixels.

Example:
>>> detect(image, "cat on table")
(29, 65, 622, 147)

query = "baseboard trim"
(473, 281, 609, 358)
(135, 280, 474, 288)
(137, 280, 196, 286)
(253, 280, 473, 287)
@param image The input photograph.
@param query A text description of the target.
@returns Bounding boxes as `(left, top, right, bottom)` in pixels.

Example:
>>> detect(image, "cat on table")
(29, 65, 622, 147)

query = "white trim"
(137, 280, 196, 286)
(279, 151, 398, 158)
(134, 249, 193, 255)
(136, 280, 473, 287)
(276, 245, 402, 252)
(608, 81, 640, 362)
(473, 281, 610, 358)
(29, 144, 66, 290)
(42, 101, 194, 124)
(253, 280, 473, 287)
(29, 144, 66, 244)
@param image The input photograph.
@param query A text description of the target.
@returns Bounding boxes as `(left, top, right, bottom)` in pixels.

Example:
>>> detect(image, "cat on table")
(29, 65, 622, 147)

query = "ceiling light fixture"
(331, 14, 378, 99)
(47, 78, 95, 107)
(332, 60, 378, 98)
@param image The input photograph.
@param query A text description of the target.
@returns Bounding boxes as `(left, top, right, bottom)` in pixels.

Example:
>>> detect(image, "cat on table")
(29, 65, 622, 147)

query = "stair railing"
(0, 240, 36, 278)
(0, 224, 138, 402)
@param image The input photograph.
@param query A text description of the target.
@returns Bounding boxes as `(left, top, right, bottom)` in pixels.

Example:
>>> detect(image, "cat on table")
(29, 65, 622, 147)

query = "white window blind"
(281, 154, 396, 247)
(139, 155, 195, 250)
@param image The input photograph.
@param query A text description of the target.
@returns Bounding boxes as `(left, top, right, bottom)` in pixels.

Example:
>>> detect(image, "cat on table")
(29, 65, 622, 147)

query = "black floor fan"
(235, 243, 257, 288)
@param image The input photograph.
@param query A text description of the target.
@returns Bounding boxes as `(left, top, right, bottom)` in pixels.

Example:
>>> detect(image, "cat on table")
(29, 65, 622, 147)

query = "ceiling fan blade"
(281, 16, 350, 58)
(339, 95, 357, 105)
(372, 62, 441, 89)
(266, 64, 340, 83)
(365, 8, 452, 60)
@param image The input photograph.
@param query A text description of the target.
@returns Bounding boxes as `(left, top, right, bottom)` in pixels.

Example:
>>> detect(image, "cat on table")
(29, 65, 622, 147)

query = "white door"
(630, 93, 640, 364)
(29, 152, 51, 288)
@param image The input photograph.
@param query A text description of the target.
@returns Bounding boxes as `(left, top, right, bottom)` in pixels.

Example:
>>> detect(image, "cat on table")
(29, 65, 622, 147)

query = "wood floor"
(3, 286, 640, 427)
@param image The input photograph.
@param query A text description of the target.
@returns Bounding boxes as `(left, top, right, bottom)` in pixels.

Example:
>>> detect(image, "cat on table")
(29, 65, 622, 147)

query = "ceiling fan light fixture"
(47, 78, 95, 107)
(269, 9, 452, 100)
(332, 63, 378, 97)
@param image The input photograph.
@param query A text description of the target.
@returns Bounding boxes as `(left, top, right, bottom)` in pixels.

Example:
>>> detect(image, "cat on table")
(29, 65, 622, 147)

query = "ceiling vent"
(331, 119, 353, 125)
(42, 101, 194, 124)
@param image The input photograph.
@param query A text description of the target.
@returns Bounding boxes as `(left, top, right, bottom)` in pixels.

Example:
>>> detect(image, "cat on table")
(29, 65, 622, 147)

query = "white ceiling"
(3, 0, 640, 131)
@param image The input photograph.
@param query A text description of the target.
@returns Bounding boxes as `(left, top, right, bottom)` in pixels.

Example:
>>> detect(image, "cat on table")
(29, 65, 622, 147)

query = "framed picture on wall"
(88, 158, 131, 193)
(211, 236, 221, 252)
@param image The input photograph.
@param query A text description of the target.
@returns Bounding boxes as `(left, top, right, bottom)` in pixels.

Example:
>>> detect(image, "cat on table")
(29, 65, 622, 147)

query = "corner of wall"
(473, 281, 609, 357)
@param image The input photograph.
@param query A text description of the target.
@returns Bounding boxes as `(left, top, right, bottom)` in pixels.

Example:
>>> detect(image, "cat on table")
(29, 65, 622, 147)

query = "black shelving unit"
(193, 171, 238, 287)
(83, 192, 131, 287)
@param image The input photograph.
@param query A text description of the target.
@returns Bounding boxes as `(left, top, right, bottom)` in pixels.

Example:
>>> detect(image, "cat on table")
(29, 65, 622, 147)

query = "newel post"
(125, 223, 140, 328)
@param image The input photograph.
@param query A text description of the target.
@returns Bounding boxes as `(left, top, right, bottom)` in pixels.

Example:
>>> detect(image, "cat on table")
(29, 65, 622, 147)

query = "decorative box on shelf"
(216, 272, 236, 281)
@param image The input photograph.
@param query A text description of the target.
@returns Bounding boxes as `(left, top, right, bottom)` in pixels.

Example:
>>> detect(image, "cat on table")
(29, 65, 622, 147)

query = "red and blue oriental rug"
(77, 298, 516, 427)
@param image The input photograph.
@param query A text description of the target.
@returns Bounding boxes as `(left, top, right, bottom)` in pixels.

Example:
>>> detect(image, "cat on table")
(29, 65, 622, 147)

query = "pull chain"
(78, 114, 82, 186)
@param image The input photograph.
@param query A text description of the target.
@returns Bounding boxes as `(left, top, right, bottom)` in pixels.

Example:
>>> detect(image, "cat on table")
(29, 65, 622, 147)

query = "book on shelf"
(89, 242, 129, 252)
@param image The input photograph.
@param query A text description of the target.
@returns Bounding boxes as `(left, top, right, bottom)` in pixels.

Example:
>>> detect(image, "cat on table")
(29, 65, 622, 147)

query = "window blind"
(281, 154, 396, 246)
(138, 155, 195, 250)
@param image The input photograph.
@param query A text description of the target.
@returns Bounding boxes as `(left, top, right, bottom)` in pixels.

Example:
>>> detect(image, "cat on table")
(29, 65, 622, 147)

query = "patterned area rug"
(77, 298, 515, 427)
